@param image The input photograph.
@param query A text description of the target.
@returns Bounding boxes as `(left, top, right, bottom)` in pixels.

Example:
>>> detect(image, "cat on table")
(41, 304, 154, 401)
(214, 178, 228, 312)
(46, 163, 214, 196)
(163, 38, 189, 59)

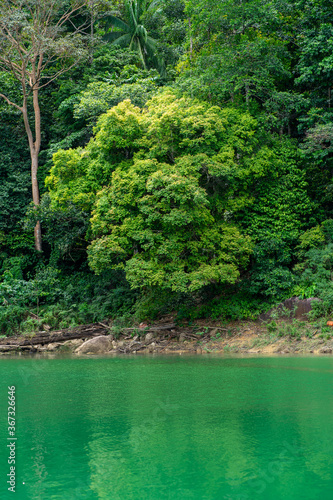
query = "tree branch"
(0, 93, 22, 112)
(36, 61, 82, 89)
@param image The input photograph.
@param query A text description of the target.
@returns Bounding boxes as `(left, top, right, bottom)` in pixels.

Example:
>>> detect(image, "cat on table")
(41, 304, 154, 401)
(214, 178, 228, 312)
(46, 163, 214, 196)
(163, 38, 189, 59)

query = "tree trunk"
(89, 0, 94, 63)
(31, 151, 42, 252)
(189, 18, 193, 61)
(0, 323, 109, 348)
(32, 80, 42, 252)
(0, 3, 87, 254)
(22, 81, 42, 252)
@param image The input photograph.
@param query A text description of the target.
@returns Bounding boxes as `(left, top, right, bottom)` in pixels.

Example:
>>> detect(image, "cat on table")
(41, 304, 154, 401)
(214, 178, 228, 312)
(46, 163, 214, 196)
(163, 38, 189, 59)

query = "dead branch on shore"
(0, 322, 228, 353)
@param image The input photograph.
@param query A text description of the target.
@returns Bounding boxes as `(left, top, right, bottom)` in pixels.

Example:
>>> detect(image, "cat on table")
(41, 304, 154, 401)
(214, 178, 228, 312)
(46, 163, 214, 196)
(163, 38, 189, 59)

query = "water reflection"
(0, 357, 332, 499)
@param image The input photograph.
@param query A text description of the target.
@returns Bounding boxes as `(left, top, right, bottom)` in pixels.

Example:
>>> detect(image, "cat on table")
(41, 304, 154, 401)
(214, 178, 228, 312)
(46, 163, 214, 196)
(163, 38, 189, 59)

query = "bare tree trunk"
(89, 0, 94, 63)
(22, 73, 43, 252)
(188, 18, 193, 61)
(0, 1, 88, 254)
(31, 151, 42, 252)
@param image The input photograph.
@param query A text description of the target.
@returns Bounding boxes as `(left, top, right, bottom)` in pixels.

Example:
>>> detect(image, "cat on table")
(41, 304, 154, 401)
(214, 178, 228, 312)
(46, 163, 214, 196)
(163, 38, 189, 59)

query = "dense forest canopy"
(1, 0, 333, 334)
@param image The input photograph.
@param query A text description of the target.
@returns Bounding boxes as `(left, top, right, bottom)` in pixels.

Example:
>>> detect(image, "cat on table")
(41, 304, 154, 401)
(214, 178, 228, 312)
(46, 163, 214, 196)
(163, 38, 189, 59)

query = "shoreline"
(1, 316, 333, 356)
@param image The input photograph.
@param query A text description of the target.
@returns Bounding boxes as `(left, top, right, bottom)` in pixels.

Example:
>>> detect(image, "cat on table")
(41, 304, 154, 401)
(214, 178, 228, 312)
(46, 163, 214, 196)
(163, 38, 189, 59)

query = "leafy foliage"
(0, 267, 137, 335)
(293, 220, 333, 316)
(104, 0, 164, 71)
(47, 90, 315, 298)
(73, 67, 159, 123)
(3, 0, 333, 332)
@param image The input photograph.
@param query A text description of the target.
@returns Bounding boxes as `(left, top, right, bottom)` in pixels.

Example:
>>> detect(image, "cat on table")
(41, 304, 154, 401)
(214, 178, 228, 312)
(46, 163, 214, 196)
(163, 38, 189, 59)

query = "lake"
(0, 355, 333, 499)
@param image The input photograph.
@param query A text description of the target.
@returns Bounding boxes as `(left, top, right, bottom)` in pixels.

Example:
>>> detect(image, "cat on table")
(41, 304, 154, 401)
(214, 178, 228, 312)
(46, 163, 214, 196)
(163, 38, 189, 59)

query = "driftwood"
(0, 322, 175, 351)
(0, 323, 108, 348)
(117, 341, 150, 354)
(121, 323, 176, 334)
(0, 320, 228, 353)
(0, 345, 36, 351)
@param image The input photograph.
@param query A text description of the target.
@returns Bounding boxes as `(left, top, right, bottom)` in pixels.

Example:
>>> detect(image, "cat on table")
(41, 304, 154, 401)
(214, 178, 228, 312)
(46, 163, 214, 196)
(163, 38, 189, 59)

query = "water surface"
(0, 355, 333, 499)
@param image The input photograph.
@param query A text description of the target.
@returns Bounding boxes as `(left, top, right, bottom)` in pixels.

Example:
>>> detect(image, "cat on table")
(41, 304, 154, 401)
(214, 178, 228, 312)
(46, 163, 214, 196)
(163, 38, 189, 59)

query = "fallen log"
(0, 345, 39, 352)
(0, 323, 108, 347)
(0, 320, 219, 352)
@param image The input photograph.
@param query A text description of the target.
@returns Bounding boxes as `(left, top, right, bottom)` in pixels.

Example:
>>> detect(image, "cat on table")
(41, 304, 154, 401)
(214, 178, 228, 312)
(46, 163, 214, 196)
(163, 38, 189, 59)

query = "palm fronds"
(103, 0, 164, 73)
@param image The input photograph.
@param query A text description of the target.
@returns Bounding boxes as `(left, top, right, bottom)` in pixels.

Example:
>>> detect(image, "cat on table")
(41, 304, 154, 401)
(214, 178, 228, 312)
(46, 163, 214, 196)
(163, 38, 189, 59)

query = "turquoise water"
(0, 355, 333, 499)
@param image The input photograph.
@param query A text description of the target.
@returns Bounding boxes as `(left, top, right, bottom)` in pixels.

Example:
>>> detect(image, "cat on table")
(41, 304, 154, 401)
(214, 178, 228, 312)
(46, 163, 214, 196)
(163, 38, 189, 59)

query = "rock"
(33, 344, 48, 352)
(76, 336, 112, 355)
(259, 297, 321, 321)
(63, 339, 84, 348)
(148, 342, 157, 353)
(72, 338, 84, 347)
(209, 328, 219, 337)
(46, 342, 62, 351)
(145, 332, 154, 342)
(319, 347, 332, 354)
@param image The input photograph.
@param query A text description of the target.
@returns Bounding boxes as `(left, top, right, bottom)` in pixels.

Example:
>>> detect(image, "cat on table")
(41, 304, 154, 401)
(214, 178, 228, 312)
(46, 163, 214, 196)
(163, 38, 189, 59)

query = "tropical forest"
(1, 0, 333, 336)
(3, 2, 333, 499)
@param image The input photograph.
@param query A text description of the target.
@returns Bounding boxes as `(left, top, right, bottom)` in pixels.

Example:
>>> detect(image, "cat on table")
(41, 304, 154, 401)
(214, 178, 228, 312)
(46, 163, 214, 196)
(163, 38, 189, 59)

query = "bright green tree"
(47, 91, 312, 293)
(88, 157, 253, 292)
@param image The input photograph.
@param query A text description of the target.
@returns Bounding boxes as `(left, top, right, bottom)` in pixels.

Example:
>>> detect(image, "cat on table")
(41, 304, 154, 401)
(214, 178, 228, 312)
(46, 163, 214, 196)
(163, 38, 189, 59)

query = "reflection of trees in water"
(86, 362, 182, 498)
(15, 358, 333, 499)
(85, 361, 257, 498)
(17, 359, 97, 499)
(29, 440, 49, 500)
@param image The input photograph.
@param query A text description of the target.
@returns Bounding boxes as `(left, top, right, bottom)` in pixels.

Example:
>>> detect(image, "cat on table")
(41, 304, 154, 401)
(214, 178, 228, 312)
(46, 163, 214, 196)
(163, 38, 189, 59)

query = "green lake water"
(1, 355, 333, 499)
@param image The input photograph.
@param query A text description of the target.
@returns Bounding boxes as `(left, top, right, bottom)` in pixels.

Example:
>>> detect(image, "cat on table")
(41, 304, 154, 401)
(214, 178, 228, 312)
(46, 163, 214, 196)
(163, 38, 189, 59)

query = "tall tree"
(104, 0, 162, 71)
(0, 0, 88, 251)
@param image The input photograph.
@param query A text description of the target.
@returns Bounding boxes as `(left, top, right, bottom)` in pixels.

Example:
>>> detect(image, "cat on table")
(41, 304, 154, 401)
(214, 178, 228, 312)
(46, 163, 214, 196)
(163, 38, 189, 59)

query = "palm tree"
(104, 0, 163, 71)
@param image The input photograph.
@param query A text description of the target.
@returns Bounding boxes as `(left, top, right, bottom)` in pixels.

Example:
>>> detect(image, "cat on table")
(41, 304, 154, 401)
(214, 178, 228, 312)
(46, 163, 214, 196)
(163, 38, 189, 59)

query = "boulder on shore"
(76, 336, 112, 355)
(259, 297, 320, 321)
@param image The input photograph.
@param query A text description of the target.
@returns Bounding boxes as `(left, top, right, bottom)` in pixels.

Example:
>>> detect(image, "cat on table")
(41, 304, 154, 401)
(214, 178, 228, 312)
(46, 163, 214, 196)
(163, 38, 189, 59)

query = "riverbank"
(1, 315, 333, 356)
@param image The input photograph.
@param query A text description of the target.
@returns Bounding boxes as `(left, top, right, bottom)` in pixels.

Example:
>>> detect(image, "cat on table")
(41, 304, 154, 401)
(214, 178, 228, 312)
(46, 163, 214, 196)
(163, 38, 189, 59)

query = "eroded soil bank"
(1, 315, 333, 356)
